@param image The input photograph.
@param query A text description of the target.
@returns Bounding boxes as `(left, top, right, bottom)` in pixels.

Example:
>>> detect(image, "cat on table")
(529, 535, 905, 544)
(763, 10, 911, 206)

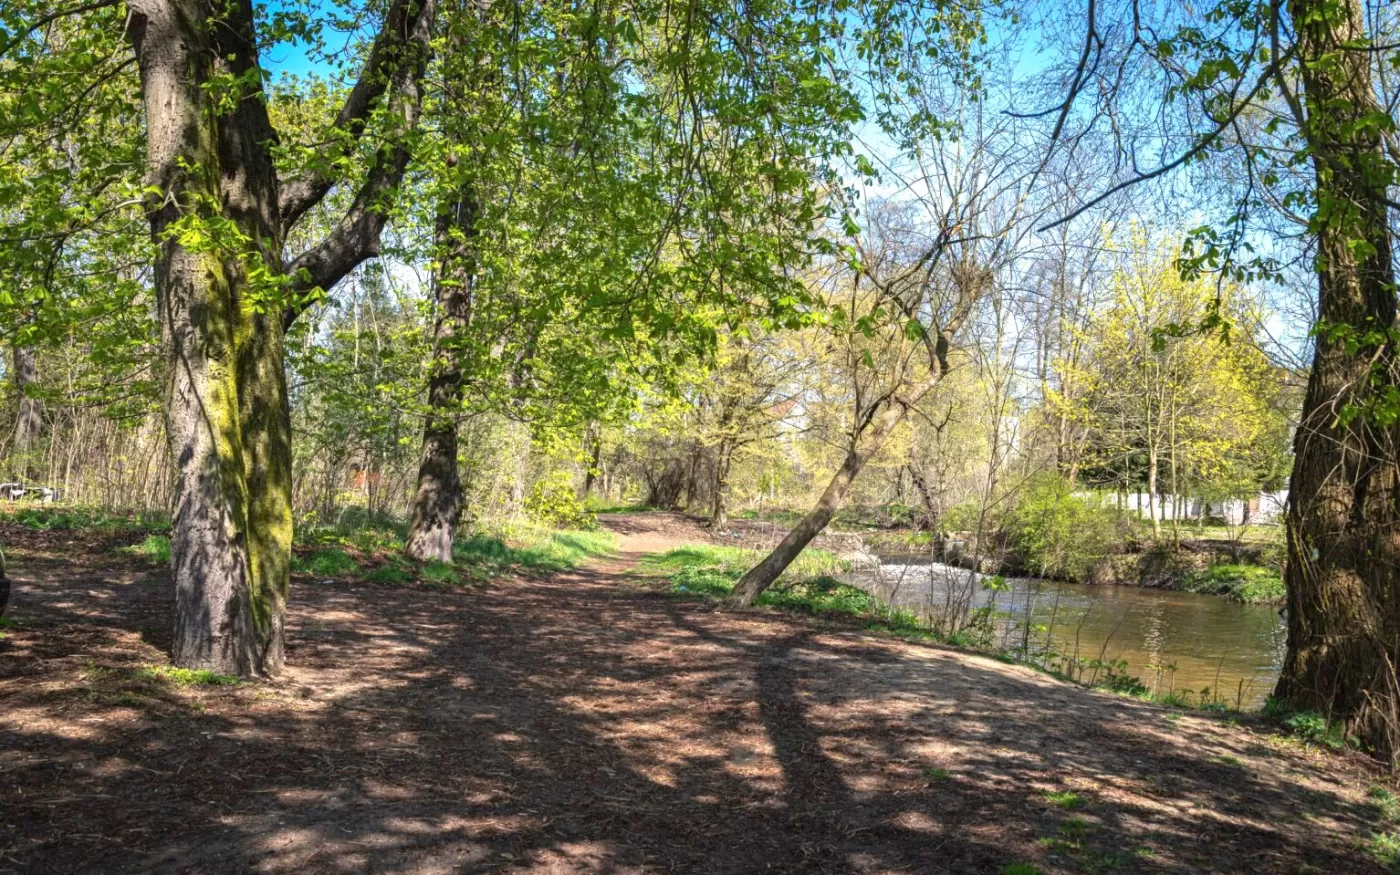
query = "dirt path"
(0, 514, 1388, 874)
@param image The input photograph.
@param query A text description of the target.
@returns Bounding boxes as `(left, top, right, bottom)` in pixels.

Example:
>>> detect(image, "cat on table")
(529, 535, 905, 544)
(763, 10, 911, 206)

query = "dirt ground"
(0, 513, 1391, 874)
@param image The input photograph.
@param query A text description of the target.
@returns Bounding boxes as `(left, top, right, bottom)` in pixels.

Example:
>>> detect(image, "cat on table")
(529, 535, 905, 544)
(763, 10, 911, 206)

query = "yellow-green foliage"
(1050, 231, 1293, 500)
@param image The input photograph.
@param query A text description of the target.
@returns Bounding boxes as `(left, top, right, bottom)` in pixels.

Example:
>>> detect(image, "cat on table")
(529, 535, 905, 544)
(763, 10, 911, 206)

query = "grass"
(1371, 786, 1400, 824)
(290, 520, 615, 586)
(1364, 830, 1400, 870)
(136, 665, 241, 687)
(1132, 519, 1280, 544)
(641, 543, 922, 627)
(0, 504, 168, 533)
(119, 533, 172, 565)
(1044, 790, 1084, 810)
(639, 543, 850, 583)
(293, 547, 361, 577)
(1181, 563, 1285, 604)
(453, 524, 615, 574)
(1000, 864, 1043, 875)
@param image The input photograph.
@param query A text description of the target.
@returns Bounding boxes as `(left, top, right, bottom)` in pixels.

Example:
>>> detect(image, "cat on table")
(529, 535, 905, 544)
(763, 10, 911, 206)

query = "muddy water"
(852, 556, 1286, 708)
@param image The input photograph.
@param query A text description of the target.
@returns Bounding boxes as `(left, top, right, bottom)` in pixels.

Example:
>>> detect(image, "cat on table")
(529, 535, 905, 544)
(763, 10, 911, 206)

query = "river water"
(851, 555, 1286, 708)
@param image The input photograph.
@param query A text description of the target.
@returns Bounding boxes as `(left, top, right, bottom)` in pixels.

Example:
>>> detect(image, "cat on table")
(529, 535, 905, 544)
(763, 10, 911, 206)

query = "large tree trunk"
(727, 394, 923, 607)
(130, 0, 289, 675)
(1274, 0, 1400, 764)
(11, 345, 40, 480)
(126, 0, 432, 674)
(405, 182, 478, 563)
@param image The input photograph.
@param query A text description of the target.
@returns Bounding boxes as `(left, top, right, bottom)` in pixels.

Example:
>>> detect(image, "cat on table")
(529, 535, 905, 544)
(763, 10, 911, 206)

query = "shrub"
(1007, 477, 1127, 580)
(524, 471, 597, 530)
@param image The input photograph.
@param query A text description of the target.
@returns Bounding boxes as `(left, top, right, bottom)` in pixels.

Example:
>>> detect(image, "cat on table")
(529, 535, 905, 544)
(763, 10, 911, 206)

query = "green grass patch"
(454, 525, 615, 575)
(1372, 786, 1400, 824)
(420, 560, 463, 587)
(639, 543, 849, 582)
(1044, 790, 1084, 810)
(1181, 564, 1284, 604)
(137, 665, 241, 687)
(1000, 864, 1043, 875)
(1364, 831, 1400, 869)
(119, 534, 171, 565)
(293, 547, 361, 577)
(0, 505, 168, 533)
(363, 559, 415, 585)
(644, 544, 929, 632)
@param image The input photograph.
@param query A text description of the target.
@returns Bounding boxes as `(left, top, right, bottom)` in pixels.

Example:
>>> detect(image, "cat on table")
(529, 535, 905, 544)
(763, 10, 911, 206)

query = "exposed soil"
(0, 513, 1390, 873)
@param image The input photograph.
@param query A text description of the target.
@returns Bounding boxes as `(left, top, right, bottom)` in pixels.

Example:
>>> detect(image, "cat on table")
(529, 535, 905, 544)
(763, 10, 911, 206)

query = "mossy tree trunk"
(129, 0, 289, 675)
(128, 0, 433, 675)
(1274, 0, 1400, 764)
(406, 182, 479, 563)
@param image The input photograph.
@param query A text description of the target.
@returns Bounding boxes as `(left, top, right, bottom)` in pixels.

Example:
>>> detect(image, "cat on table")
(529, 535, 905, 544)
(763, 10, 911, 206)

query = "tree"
(401, 0, 884, 558)
(726, 62, 1050, 606)
(1039, 0, 1400, 760)
(726, 198, 1002, 606)
(1053, 234, 1289, 538)
(1271, 0, 1399, 763)
(2, 0, 436, 674)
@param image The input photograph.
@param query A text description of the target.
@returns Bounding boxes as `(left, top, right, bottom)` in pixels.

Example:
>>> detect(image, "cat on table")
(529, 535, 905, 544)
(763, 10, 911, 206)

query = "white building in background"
(1095, 490, 1288, 525)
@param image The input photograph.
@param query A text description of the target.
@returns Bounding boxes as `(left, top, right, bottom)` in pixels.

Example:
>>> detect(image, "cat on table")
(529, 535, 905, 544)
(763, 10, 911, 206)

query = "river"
(851, 555, 1286, 708)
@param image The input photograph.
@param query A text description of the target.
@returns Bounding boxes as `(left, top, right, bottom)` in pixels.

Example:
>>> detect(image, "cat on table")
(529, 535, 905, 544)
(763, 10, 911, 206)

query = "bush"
(1007, 477, 1127, 580)
(1182, 564, 1284, 603)
(524, 471, 597, 530)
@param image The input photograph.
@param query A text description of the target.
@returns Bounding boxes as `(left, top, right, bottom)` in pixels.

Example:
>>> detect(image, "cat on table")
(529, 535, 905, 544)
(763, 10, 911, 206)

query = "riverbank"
(719, 506, 1286, 604)
(2, 512, 1391, 873)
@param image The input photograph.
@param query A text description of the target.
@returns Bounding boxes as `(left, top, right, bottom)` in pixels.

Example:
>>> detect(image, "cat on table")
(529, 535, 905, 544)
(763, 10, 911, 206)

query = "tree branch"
(0, 0, 119, 56)
(282, 0, 436, 330)
(278, 0, 435, 231)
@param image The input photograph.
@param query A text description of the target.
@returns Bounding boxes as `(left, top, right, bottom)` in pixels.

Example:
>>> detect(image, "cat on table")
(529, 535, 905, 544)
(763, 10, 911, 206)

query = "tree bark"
(11, 345, 40, 480)
(405, 182, 478, 563)
(727, 392, 925, 607)
(710, 439, 733, 530)
(128, 0, 294, 674)
(1274, 0, 1400, 764)
(127, 0, 433, 674)
(581, 422, 602, 498)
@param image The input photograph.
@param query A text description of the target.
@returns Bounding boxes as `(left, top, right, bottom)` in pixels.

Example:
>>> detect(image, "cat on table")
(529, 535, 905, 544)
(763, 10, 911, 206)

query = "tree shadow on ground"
(0, 530, 1389, 874)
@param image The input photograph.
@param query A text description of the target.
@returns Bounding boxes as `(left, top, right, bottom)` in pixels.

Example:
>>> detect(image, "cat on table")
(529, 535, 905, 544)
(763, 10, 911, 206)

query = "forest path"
(0, 514, 1388, 874)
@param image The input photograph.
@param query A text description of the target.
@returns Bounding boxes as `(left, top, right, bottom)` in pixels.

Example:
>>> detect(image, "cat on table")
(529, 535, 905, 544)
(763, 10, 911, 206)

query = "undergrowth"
(119, 534, 172, 565)
(292, 521, 615, 585)
(0, 505, 168, 533)
(137, 665, 241, 687)
(1181, 564, 1285, 604)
